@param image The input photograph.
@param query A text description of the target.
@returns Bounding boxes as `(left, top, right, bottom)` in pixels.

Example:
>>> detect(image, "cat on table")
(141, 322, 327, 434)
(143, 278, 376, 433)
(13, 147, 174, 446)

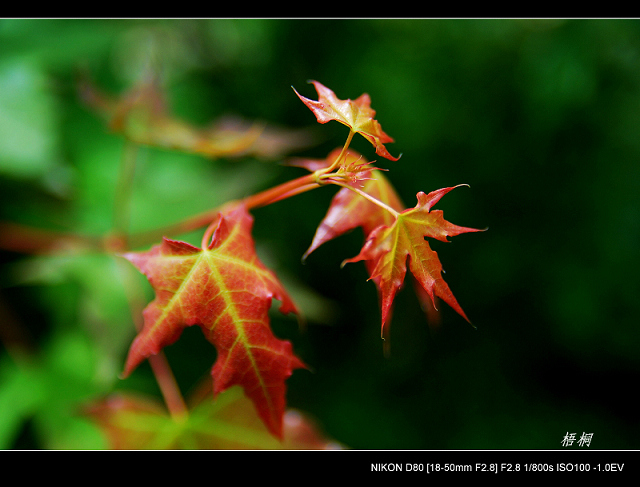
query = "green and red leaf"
(293, 81, 399, 161)
(344, 186, 484, 337)
(120, 203, 305, 438)
(84, 387, 340, 450)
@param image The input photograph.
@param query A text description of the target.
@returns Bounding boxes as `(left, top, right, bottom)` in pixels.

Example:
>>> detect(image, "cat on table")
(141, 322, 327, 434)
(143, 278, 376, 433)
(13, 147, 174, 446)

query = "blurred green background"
(0, 18, 639, 449)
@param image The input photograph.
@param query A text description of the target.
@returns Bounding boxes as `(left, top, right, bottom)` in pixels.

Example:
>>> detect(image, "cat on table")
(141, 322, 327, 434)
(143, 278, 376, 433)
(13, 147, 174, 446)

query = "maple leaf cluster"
(119, 80, 482, 441)
(295, 81, 484, 337)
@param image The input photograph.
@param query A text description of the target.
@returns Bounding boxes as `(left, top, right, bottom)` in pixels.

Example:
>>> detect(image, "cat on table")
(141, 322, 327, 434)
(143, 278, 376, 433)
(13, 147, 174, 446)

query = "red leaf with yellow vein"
(344, 186, 484, 337)
(120, 204, 305, 439)
(293, 81, 399, 161)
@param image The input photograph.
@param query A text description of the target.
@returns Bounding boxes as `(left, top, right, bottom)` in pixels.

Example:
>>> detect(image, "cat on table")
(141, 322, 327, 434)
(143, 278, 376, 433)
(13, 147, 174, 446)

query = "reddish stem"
(148, 353, 189, 421)
(1, 148, 373, 259)
(242, 172, 320, 211)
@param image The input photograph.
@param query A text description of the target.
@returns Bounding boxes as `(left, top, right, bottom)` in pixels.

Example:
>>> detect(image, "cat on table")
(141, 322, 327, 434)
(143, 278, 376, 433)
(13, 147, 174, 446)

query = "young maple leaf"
(344, 186, 484, 337)
(293, 81, 400, 161)
(120, 204, 305, 439)
(292, 148, 404, 260)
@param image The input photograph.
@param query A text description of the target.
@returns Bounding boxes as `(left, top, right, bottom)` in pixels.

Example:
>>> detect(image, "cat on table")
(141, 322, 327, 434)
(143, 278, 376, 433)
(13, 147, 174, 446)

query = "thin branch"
(148, 353, 189, 421)
(326, 130, 355, 173)
(112, 141, 139, 241)
(242, 171, 320, 211)
(328, 180, 400, 219)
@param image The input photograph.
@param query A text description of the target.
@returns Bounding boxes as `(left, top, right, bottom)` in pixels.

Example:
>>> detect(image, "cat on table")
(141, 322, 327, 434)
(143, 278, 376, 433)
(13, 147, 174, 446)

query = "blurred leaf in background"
(85, 385, 341, 450)
(1, 18, 639, 450)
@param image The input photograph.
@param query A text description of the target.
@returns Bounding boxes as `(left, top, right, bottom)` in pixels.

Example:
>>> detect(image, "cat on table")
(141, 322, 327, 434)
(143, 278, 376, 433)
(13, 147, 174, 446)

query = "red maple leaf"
(293, 81, 399, 161)
(120, 204, 305, 438)
(344, 186, 484, 337)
